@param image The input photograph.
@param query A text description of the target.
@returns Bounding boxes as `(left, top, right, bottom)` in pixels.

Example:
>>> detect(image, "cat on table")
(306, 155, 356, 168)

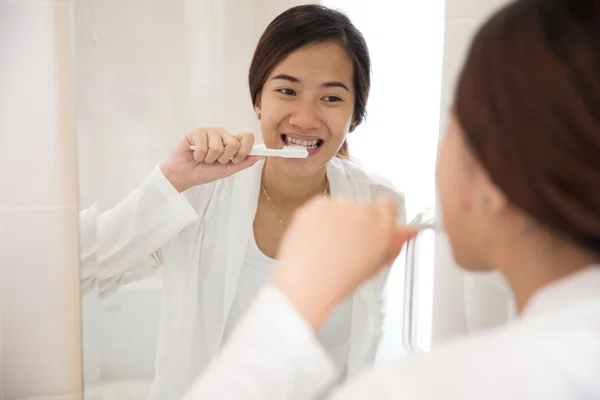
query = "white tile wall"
(1, 210, 81, 398)
(0, 210, 6, 399)
(0, 0, 83, 399)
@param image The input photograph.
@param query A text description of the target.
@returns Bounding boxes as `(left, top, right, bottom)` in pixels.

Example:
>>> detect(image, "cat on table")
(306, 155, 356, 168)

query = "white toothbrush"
(413, 222, 441, 232)
(189, 144, 309, 159)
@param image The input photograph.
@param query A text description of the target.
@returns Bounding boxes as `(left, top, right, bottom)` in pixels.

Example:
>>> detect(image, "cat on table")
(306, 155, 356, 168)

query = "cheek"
(436, 138, 456, 219)
(324, 107, 353, 140)
(258, 99, 285, 141)
(436, 134, 473, 228)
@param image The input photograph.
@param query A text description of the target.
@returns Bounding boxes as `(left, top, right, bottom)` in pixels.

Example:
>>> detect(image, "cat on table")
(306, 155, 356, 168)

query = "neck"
(262, 159, 328, 207)
(497, 238, 599, 313)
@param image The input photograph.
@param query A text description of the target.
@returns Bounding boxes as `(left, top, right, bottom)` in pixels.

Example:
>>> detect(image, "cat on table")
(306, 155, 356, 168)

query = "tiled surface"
(0, 0, 78, 208)
(72, 0, 263, 211)
(0, 209, 6, 399)
(0, 208, 82, 399)
(9, 394, 82, 400)
(0, 0, 83, 399)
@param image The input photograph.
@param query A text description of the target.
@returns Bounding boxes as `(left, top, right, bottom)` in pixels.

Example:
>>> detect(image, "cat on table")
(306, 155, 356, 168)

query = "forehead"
(268, 41, 354, 87)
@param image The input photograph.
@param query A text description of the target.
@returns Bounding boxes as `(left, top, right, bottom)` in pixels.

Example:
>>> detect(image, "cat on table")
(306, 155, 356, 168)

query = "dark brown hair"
(455, 0, 600, 251)
(248, 4, 372, 159)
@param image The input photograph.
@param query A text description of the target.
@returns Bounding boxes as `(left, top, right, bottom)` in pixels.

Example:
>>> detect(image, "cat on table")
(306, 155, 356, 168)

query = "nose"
(288, 99, 321, 131)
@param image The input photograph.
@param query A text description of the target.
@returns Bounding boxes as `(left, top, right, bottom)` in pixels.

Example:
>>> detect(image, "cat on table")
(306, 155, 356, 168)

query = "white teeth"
(284, 135, 320, 149)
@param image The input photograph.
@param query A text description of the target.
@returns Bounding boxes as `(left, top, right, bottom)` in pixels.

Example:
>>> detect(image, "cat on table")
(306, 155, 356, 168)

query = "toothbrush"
(413, 222, 441, 231)
(189, 144, 308, 159)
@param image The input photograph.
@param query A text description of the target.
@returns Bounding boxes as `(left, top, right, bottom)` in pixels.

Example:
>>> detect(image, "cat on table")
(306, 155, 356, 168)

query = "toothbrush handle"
(190, 144, 267, 154)
(411, 222, 441, 232)
(190, 144, 304, 158)
(248, 147, 278, 157)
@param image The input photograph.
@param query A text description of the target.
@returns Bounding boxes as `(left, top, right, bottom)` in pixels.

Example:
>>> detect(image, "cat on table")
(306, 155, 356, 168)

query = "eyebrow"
(271, 73, 350, 92)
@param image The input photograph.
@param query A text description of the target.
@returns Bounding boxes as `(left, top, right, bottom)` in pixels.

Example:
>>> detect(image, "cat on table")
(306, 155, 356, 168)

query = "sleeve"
(183, 285, 339, 400)
(79, 203, 98, 297)
(182, 284, 427, 400)
(94, 165, 214, 297)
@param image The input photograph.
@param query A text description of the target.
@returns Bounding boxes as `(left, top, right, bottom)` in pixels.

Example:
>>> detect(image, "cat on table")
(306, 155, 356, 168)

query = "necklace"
(261, 181, 330, 229)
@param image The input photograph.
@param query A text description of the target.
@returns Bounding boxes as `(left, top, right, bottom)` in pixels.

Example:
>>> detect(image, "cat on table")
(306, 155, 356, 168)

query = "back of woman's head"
(455, 0, 600, 251)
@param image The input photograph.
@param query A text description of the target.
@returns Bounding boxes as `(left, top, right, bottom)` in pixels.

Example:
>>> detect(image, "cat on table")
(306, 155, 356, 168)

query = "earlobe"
(484, 184, 508, 215)
(480, 195, 490, 207)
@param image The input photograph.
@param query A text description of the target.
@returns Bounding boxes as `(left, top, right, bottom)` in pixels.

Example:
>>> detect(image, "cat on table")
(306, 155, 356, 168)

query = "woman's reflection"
(95, 5, 406, 400)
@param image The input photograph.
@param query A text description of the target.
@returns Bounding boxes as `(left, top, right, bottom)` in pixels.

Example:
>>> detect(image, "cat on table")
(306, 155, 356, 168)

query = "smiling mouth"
(281, 134, 324, 149)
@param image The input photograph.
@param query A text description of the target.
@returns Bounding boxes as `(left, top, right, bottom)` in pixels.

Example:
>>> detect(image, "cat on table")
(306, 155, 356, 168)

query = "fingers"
(189, 128, 256, 165)
(190, 130, 208, 163)
(385, 226, 418, 263)
(375, 196, 397, 226)
(233, 132, 255, 164)
(205, 129, 225, 163)
(219, 131, 241, 164)
(375, 196, 417, 263)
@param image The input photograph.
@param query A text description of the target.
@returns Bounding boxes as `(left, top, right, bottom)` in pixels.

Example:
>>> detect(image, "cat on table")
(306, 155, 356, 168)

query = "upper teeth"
(284, 135, 319, 148)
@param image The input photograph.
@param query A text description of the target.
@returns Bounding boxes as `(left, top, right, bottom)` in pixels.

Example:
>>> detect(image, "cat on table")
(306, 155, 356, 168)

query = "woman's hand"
(272, 196, 418, 331)
(160, 127, 263, 192)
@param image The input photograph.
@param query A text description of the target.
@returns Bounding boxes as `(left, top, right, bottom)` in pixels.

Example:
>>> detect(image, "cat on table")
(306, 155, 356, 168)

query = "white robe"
(90, 157, 407, 400)
(183, 266, 600, 400)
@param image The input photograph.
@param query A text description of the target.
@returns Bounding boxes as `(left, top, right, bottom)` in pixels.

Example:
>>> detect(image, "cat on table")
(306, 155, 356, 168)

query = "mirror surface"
(73, 1, 445, 399)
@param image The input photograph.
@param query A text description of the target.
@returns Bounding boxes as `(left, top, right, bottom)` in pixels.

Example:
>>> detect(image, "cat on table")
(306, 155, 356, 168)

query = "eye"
(276, 88, 296, 96)
(323, 95, 342, 103)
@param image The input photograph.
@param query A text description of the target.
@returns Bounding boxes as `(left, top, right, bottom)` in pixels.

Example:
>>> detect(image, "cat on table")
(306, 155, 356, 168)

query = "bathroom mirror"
(73, 1, 452, 399)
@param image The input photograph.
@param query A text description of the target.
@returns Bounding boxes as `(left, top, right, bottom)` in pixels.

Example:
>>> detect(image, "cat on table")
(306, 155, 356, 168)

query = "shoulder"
(333, 157, 407, 223)
(335, 319, 574, 400)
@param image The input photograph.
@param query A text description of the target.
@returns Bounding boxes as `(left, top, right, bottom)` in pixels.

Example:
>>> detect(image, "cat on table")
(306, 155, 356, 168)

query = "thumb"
(385, 226, 418, 263)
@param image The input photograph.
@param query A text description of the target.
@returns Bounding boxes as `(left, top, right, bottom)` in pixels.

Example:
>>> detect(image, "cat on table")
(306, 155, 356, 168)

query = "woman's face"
(256, 41, 356, 177)
(436, 112, 497, 271)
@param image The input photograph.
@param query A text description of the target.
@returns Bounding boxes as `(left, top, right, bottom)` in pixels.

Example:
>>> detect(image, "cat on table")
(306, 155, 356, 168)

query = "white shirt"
(183, 266, 600, 400)
(92, 157, 406, 400)
(223, 234, 353, 382)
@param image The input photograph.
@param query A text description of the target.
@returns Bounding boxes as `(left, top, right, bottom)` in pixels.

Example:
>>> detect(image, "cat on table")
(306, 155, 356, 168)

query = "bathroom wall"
(76, 0, 307, 213)
(431, 0, 516, 345)
(0, 1, 83, 399)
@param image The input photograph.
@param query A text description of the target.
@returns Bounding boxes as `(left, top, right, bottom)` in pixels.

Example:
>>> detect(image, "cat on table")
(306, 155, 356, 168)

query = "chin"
(272, 156, 327, 178)
(451, 246, 494, 272)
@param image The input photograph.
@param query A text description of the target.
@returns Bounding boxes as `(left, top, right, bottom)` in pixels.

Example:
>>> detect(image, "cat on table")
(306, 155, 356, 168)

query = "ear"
(478, 171, 508, 215)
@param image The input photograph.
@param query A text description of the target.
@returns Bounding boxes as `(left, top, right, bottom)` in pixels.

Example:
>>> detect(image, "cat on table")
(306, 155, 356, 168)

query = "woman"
(95, 5, 405, 400)
(180, 0, 600, 399)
